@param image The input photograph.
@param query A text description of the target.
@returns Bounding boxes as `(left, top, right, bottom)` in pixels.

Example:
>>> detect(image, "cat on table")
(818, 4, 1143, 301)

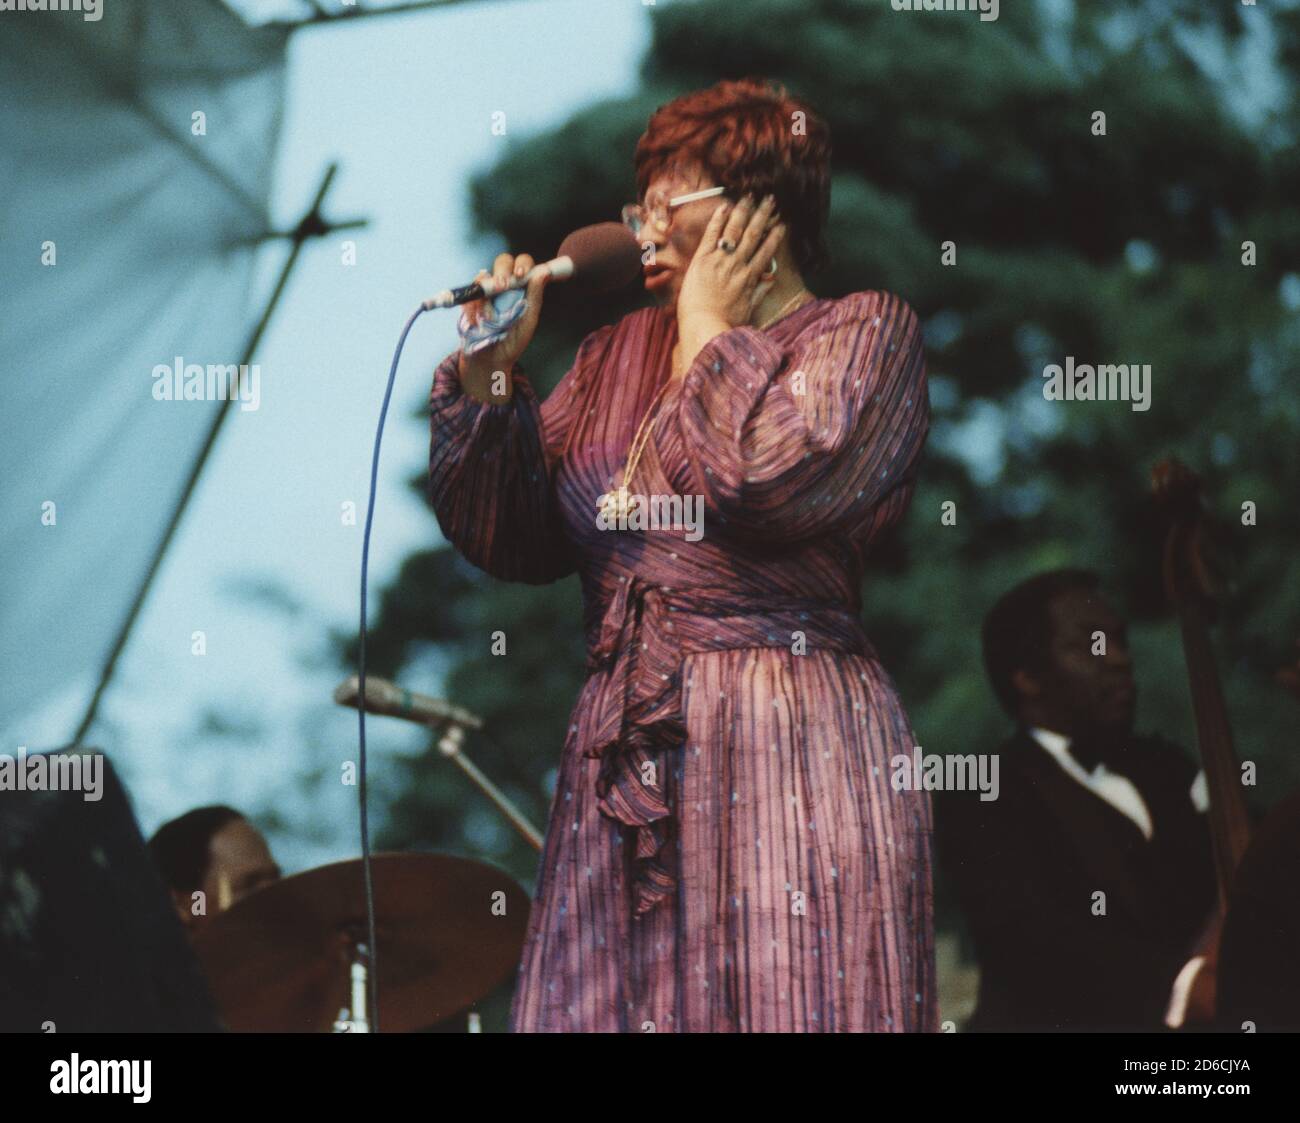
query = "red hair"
(634, 77, 832, 274)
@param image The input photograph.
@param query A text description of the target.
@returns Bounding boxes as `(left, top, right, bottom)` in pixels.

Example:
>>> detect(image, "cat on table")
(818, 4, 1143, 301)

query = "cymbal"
(191, 852, 530, 1032)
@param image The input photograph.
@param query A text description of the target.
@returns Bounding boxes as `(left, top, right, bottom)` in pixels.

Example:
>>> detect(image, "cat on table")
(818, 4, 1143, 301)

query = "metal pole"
(72, 163, 366, 746)
(274, 0, 499, 32)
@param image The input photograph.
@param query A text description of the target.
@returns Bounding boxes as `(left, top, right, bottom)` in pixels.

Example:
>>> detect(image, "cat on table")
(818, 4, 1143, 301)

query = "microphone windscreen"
(557, 222, 643, 291)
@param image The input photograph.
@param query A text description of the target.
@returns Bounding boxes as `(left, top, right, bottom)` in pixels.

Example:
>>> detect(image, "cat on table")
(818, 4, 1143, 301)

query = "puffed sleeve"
(669, 290, 928, 544)
(427, 324, 613, 583)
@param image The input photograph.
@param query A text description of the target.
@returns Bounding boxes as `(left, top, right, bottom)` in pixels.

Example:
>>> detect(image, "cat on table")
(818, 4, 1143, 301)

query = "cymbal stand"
(332, 941, 371, 1033)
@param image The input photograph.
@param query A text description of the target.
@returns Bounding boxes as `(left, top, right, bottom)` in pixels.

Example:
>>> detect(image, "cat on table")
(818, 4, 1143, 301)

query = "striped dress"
(428, 289, 936, 1032)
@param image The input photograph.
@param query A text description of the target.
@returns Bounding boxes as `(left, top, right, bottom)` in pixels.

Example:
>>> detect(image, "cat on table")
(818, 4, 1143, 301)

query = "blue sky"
(42, 0, 653, 872)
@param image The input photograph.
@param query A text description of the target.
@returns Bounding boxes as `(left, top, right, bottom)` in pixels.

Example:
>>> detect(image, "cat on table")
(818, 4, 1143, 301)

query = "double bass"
(1151, 457, 1252, 1021)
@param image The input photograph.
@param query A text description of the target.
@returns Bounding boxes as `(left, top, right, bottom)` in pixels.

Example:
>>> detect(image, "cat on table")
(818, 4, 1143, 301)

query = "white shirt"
(1027, 728, 1209, 830)
(1028, 726, 1156, 840)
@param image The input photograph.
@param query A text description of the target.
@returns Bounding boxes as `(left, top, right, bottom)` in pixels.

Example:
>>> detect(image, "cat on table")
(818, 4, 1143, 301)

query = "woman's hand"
(674, 195, 785, 376)
(676, 194, 785, 331)
(458, 251, 550, 404)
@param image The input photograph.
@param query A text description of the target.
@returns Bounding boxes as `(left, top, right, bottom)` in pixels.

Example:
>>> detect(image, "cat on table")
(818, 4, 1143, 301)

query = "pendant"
(597, 486, 636, 524)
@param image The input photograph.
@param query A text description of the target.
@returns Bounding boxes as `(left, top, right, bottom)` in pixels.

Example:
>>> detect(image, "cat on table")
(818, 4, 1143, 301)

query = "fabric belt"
(582, 575, 873, 917)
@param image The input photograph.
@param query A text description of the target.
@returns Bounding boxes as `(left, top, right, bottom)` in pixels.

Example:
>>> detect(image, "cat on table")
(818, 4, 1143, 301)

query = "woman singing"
(428, 78, 935, 1032)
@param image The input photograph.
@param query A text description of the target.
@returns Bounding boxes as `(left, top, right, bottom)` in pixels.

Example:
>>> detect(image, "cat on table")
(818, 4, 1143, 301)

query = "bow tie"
(1067, 733, 1113, 773)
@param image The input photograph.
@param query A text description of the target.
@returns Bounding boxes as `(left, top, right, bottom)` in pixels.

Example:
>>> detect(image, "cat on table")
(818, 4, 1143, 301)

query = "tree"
(350, 0, 1300, 1025)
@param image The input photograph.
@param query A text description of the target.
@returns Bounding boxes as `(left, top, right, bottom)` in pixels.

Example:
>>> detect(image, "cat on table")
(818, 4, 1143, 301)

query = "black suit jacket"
(935, 728, 1216, 1032)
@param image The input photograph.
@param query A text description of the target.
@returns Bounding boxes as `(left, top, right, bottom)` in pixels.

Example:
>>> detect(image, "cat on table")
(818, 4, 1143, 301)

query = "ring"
(717, 238, 737, 254)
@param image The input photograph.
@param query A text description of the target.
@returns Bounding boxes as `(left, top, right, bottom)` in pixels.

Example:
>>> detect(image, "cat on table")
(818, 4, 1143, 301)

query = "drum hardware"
(192, 853, 530, 1033)
(191, 679, 544, 1032)
(333, 674, 543, 851)
(331, 942, 371, 1033)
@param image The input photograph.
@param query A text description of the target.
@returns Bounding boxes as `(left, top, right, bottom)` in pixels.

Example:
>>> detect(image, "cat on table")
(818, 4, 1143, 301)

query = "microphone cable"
(354, 249, 593, 1027)
(356, 302, 428, 1033)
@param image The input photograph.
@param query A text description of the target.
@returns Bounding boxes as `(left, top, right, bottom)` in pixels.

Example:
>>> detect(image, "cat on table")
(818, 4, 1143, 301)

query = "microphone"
(422, 221, 642, 310)
(333, 674, 484, 730)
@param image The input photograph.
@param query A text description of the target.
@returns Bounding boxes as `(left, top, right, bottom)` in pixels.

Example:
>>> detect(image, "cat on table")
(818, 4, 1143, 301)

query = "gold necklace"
(756, 288, 812, 330)
(598, 379, 671, 523)
(597, 290, 812, 524)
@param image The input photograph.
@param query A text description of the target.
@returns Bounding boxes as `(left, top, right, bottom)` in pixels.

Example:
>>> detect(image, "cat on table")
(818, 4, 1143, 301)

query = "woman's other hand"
(676, 194, 784, 331)
(458, 251, 550, 404)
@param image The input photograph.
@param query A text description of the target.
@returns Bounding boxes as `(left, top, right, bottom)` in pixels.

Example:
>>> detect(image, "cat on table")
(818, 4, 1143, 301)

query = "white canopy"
(0, 0, 287, 738)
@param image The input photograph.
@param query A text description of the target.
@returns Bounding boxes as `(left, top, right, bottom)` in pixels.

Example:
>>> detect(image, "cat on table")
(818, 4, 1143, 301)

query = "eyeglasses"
(621, 186, 728, 237)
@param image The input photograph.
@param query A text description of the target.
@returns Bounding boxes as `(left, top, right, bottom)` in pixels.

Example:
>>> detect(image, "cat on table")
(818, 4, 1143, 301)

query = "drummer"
(148, 805, 281, 933)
